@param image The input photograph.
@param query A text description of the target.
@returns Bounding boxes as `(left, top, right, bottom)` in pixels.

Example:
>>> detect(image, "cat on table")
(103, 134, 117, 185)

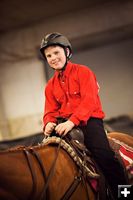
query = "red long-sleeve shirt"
(43, 62, 105, 127)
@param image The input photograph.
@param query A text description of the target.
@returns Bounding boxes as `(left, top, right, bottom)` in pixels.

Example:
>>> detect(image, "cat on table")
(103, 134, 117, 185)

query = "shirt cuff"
(43, 117, 57, 129)
(69, 115, 80, 126)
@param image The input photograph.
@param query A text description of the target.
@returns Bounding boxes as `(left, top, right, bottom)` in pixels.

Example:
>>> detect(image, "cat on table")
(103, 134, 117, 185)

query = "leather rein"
(23, 137, 90, 200)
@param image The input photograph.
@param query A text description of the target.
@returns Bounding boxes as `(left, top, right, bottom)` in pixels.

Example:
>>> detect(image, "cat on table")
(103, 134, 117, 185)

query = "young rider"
(40, 32, 128, 199)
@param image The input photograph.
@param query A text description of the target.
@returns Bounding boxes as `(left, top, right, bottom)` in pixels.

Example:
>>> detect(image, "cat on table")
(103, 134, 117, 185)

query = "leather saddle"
(56, 117, 97, 175)
(56, 117, 107, 199)
(56, 117, 87, 154)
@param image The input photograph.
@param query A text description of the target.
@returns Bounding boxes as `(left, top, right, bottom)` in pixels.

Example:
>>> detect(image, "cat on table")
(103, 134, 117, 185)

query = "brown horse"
(0, 137, 98, 200)
(0, 132, 132, 200)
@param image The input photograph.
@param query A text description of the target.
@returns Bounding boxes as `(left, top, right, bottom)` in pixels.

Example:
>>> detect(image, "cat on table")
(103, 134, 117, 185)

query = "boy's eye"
(54, 51, 59, 55)
(46, 54, 51, 58)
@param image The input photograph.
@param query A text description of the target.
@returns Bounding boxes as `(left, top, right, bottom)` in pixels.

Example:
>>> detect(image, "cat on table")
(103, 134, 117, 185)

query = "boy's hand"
(44, 122, 56, 135)
(55, 120, 74, 136)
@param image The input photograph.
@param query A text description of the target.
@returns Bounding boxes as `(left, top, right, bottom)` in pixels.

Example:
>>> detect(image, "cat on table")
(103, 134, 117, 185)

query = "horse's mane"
(0, 138, 61, 153)
(0, 143, 44, 153)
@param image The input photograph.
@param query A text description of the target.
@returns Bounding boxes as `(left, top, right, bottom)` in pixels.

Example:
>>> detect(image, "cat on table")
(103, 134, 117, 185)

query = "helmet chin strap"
(61, 48, 69, 71)
(61, 60, 68, 71)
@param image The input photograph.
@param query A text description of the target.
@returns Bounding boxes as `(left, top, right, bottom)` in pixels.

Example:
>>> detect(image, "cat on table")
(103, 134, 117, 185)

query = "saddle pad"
(119, 145, 133, 173)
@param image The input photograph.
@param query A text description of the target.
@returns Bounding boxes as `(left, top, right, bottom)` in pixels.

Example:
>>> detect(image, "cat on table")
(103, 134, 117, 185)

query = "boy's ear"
(66, 47, 70, 57)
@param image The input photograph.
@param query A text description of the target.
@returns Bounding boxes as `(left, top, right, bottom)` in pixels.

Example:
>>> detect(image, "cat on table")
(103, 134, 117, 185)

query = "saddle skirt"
(68, 139, 100, 192)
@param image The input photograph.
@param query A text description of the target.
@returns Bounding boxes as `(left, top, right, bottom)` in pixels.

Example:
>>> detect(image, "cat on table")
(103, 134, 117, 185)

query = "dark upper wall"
(0, 0, 108, 33)
(0, 0, 133, 64)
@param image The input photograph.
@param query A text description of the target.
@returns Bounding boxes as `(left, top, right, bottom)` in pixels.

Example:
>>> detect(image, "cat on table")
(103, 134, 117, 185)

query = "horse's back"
(108, 132, 133, 148)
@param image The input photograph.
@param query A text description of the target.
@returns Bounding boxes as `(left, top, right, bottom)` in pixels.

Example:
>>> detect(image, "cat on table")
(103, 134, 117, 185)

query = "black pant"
(80, 117, 128, 199)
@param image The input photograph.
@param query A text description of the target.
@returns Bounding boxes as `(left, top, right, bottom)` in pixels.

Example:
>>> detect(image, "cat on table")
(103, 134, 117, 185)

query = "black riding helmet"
(40, 32, 72, 60)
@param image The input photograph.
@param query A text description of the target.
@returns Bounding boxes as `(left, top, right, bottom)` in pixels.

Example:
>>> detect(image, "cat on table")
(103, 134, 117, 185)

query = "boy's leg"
(81, 117, 128, 199)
